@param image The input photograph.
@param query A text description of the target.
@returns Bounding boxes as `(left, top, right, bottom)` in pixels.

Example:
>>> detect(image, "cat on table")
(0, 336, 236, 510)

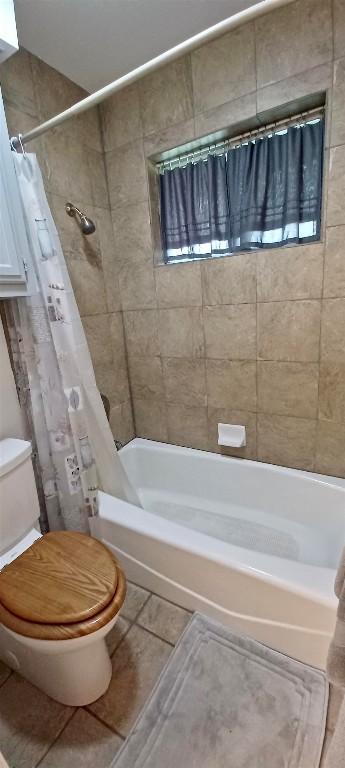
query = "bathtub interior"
(119, 439, 345, 570)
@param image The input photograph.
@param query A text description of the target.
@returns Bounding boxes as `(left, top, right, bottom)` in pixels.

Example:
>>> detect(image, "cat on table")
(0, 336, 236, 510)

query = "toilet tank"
(0, 438, 41, 554)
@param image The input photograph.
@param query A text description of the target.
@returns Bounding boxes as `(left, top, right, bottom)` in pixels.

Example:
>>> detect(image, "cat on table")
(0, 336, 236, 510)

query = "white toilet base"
(0, 615, 118, 706)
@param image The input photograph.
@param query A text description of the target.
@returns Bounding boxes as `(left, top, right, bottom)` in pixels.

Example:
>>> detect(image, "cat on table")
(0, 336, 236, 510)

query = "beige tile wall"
(100, 0, 345, 475)
(0, 51, 134, 444)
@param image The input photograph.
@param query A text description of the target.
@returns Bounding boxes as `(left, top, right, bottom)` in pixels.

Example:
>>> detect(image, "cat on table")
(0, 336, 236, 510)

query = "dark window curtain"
(159, 119, 324, 262)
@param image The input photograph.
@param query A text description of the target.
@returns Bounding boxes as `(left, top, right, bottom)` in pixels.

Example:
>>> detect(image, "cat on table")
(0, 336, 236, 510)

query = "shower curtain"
(5, 152, 140, 533)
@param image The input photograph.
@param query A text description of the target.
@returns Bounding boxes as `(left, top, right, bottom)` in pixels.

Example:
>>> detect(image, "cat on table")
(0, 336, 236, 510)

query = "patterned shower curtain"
(5, 153, 140, 533)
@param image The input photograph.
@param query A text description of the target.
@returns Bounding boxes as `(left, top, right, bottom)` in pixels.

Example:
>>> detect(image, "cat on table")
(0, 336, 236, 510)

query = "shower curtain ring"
(18, 134, 26, 155)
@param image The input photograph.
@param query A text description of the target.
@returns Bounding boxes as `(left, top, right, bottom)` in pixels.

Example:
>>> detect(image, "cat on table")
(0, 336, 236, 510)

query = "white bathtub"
(91, 438, 345, 669)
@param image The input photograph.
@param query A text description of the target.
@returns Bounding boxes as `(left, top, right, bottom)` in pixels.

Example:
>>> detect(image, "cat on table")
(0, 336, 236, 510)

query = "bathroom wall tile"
(89, 625, 171, 736)
(327, 145, 345, 226)
(94, 206, 122, 312)
(31, 55, 83, 122)
(158, 307, 204, 358)
(155, 262, 202, 308)
(106, 140, 147, 209)
(315, 420, 345, 477)
(138, 595, 191, 645)
(255, 0, 332, 88)
(106, 617, 131, 656)
(133, 399, 168, 442)
(139, 56, 193, 136)
(319, 363, 345, 423)
(83, 314, 117, 367)
(88, 150, 109, 209)
(166, 404, 208, 450)
(109, 311, 126, 361)
(191, 22, 256, 114)
(112, 201, 153, 266)
(0, 49, 37, 116)
(206, 359, 257, 411)
(207, 407, 257, 459)
(122, 582, 150, 621)
(195, 93, 257, 139)
(95, 364, 130, 408)
(118, 260, 156, 311)
(128, 356, 164, 400)
(163, 358, 207, 407)
(123, 310, 159, 357)
(39, 710, 123, 768)
(256, 245, 324, 302)
(334, 0, 345, 59)
(0, 673, 72, 768)
(258, 361, 319, 418)
(331, 58, 345, 147)
(320, 299, 345, 362)
(41, 130, 94, 204)
(109, 400, 135, 444)
(258, 300, 321, 362)
(202, 253, 256, 306)
(203, 304, 256, 360)
(257, 414, 317, 471)
(0, 662, 11, 687)
(323, 226, 345, 298)
(101, 83, 142, 152)
(256, 63, 332, 114)
(144, 119, 195, 157)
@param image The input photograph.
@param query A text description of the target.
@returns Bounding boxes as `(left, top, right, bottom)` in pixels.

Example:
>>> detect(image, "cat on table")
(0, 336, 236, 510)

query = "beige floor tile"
(121, 582, 150, 622)
(89, 625, 171, 736)
(320, 729, 333, 767)
(106, 616, 131, 656)
(39, 710, 123, 768)
(0, 673, 72, 768)
(137, 595, 191, 645)
(0, 662, 11, 687)
(327, 684, 344, 731)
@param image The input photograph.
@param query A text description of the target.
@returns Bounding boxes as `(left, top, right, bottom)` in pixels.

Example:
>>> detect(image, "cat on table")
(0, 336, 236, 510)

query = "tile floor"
(0, 582, 342, 768)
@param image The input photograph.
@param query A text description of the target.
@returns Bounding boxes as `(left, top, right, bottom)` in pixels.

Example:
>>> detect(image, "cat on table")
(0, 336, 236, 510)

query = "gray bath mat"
(112, 614, 328, 768)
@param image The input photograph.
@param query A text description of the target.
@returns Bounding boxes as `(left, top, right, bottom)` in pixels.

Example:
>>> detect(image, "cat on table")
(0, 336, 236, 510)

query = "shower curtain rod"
(11, 0, 294, 149)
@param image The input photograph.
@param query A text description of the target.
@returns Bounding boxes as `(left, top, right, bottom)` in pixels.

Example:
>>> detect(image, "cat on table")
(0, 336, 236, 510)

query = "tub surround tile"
(83, 313, 118, 368)
(194, 92, 257, 139)
(202, 253, 256, 306)
(327, 145, 345, 226)
(204, 304, 256, 360)
(39, 710, 123, 768)
(106, 141, 147, 209)
(320, 299, 345, 362)
(88, 150, 109, 209)
(89, 625, 171, 736)
(258, 300, 321, 362)
(111, 201, 153, 266)
(41, 130, 95, 205)
(144, 119, 195, 157)
(0, 673, 72, 768)
(331, 58, 345, 147)
(163, 358, 207, 407)
(256, 245, 324, 302)
(109, 400, 135, 444)
(256, 62, 332, 114)
(191, 22, 256, 114)
(255, 0, 332, 88)
(94, 206, 122, 312)
(118, 259, 156, 311)
(133, 399, 168, 442)
(258, 361, 319, 419)
(319, 363, 345, 423)
(315, 421, 345, 477)
(101, 83, 142, 152)
(137, 595, 191, 645)
(95, 364, 130, 409)
(158, 307, 204, 358)
(139, 56, 193, 136)
(166, 403, 209, 450)
(155, 262, 202, 308)
(257, 414, 317, 471)
(0, 49, 37, 116)
(123, 310, 160, 357)
(128, 356, 164, 401)
(334, 0, 345, 59)
(206, 359, 257, 411)
(207, 407, 257, 459)
(324, 226, 345, 298)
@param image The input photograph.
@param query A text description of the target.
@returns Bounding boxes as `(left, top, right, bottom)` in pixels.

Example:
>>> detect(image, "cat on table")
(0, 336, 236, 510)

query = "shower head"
(65, 202, 96, 235)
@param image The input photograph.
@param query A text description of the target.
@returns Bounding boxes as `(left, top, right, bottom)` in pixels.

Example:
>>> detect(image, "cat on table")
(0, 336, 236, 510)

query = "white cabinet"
(0, 89, 28, 297)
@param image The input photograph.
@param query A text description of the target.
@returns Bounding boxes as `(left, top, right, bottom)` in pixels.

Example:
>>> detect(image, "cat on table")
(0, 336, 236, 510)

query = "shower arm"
(10, 0, 294, 150)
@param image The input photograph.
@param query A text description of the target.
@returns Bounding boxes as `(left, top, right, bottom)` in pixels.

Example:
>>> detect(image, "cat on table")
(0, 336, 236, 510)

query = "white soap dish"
(218, 423, 246, 448)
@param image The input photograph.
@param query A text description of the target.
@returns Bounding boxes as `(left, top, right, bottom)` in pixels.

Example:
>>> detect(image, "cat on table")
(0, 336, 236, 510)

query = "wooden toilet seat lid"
(0, 531, 118, 625)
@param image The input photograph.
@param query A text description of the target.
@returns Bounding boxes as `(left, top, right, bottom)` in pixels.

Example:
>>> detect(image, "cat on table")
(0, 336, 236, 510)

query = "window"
(158, 111, 324, 264)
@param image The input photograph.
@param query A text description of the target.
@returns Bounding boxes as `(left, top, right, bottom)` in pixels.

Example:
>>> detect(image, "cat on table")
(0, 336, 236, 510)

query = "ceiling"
(14, 0, 261, 93)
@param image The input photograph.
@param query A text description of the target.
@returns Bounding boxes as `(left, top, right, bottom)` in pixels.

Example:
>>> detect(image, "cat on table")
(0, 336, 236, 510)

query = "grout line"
(83, 707, 126, 740)
(133, 622, 175, 648)
(35, 709, 76, 767)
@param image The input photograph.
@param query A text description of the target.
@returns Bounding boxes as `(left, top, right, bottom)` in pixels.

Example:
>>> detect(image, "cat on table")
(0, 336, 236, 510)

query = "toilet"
(0, 438, 126, 706)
